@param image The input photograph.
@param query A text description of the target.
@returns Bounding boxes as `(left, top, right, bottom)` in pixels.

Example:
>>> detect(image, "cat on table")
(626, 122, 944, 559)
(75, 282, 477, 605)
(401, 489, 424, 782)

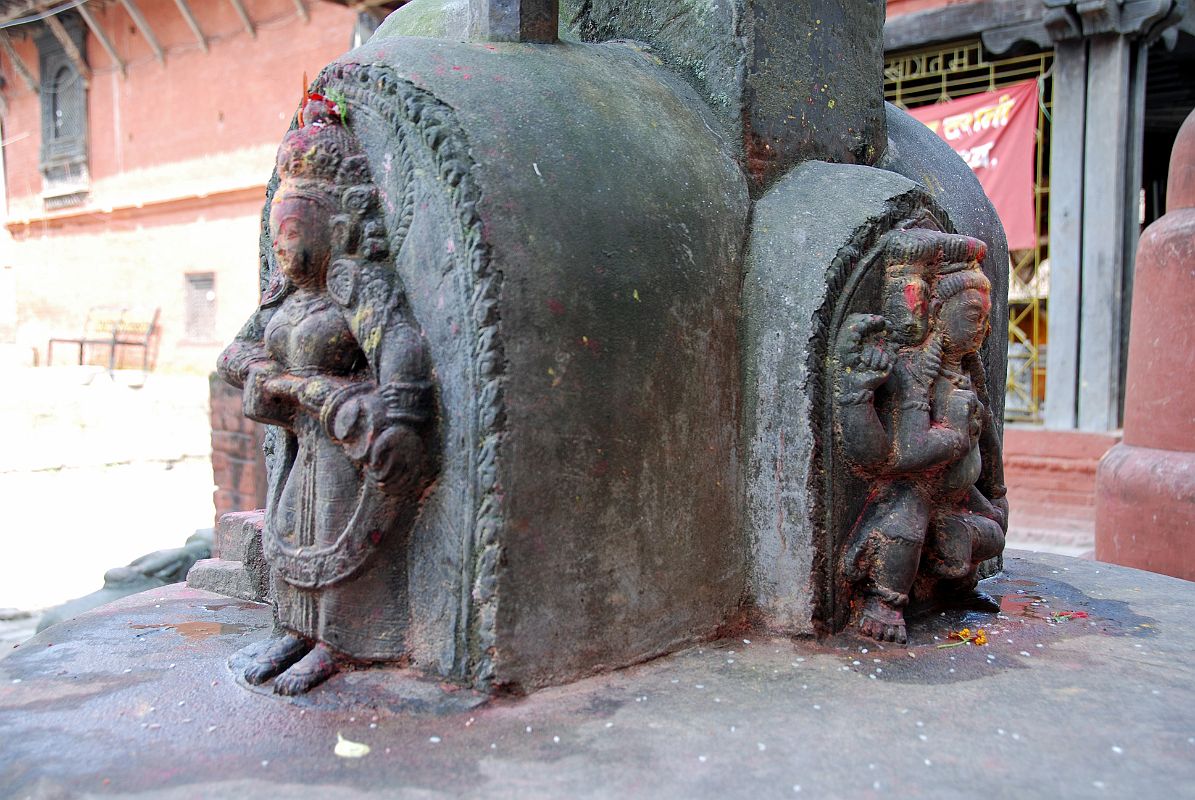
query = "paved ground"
(2, 551, 1192, 799)
(0, 367, 214, 633)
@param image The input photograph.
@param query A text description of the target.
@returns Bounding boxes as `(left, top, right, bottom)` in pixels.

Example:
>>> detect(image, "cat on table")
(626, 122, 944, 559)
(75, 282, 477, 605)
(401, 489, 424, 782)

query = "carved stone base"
(186, 511, 270, 603)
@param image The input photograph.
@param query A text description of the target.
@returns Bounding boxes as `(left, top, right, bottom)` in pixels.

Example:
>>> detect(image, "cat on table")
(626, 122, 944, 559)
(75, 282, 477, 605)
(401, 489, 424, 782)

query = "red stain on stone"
(903, 283, 924, 314)
(546, 298, 566, 316)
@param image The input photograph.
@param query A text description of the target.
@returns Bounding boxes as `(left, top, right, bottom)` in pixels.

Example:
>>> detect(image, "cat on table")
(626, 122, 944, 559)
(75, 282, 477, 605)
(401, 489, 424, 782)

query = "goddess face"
(270, 188, 332, 289)
(939, 287, 991, 357)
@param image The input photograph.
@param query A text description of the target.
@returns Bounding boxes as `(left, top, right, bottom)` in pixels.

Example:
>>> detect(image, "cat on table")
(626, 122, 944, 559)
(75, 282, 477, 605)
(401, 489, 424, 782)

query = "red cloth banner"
(908, 79, 1040, 251)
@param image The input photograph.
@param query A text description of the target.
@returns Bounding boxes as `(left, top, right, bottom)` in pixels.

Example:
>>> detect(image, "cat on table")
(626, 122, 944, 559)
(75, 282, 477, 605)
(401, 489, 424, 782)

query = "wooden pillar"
(1042, 1, 1174, 431)
(1044, 38, 1086, 429)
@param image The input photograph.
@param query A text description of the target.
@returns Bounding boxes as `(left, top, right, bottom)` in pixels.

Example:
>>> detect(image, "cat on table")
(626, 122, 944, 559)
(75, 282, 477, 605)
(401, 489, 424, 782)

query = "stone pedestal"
(4, 552, 1194, 798)
(1095, 109, 1195, 580)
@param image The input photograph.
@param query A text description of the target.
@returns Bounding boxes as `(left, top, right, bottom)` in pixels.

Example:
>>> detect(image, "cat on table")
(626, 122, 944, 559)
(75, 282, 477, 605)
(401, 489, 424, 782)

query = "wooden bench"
(47, 306, 161, 373)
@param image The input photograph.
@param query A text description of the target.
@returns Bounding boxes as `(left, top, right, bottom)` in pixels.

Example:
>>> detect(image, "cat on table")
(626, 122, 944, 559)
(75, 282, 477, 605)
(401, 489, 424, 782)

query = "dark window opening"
(36, 13, 88, 207)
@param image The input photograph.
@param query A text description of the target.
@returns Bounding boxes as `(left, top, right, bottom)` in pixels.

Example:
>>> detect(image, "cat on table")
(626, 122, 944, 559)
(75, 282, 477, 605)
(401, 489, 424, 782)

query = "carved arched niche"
(743, 161, 1007, 637)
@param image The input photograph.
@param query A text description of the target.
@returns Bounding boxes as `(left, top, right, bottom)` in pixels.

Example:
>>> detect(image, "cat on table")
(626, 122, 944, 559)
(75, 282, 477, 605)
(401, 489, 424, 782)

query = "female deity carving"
(836, 230, 1008, 644)
(217, 97, 436, 695)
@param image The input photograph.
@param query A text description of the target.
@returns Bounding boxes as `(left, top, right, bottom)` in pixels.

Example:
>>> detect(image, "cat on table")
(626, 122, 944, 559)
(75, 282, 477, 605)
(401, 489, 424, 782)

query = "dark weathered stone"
(469, 0, 558, 42)
(563, 0, 886, 192)
(219, 96, 439, 694)
(187, 511, 270, 602)
(226, 35, 749, 694)
(835, 232, 1006, 644)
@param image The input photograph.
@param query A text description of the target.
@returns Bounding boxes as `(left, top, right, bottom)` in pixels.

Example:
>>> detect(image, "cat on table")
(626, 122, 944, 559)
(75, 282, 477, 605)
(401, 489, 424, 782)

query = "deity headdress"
(262, 94, 389, 308)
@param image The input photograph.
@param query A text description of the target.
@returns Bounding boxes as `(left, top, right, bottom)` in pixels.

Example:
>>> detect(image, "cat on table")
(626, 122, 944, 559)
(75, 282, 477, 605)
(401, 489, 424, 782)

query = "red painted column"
(1094, 108, 1195, 580)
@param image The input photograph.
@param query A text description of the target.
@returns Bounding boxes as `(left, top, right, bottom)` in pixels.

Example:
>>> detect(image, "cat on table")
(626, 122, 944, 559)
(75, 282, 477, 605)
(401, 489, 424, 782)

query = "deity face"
(883, 273, 930, 346)
(270, 189, 332, 289)
(938, 287, 991, 357)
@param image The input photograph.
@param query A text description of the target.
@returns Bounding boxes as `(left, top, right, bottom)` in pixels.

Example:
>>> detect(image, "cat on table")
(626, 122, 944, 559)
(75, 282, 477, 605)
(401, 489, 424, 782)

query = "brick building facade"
(0, 0, 359, 372)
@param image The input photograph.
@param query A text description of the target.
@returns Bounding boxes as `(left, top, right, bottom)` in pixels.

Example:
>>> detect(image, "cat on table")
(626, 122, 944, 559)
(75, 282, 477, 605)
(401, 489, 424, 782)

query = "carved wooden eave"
(885, 0, 1188, 57)
(1042, 0, 1187, 43)
(885, 0, 1055, 54)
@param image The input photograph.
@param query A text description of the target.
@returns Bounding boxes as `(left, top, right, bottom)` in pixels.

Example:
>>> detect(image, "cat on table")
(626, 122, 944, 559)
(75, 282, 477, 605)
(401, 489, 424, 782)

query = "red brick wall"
(210, 372, 267, 524)
(0, 0, 358, 371)
(1004, 427, 1121, 553)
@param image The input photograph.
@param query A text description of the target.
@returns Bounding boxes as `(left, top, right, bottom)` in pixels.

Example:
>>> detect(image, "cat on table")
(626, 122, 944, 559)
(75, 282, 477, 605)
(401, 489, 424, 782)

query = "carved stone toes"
(272, 644, 338, 696)
(242, 634, 310, 685)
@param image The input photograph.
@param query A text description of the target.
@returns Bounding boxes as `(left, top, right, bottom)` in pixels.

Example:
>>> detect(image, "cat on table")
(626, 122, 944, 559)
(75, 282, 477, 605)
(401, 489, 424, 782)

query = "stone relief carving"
(218, 95, 437, 695)
(834, 229, 1008, 644)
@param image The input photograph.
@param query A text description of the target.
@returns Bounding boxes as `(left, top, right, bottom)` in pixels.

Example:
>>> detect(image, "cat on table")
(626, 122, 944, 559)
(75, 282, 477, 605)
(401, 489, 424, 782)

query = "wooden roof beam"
(292, 0, 309, 23)
(0, 30, 38, 94)
(44, 13, 90, 85)
(118, 0, 165, 64)
(228, 0, 256, 39)
(172, 0, 208, 52)
(76, 3, 126, 76)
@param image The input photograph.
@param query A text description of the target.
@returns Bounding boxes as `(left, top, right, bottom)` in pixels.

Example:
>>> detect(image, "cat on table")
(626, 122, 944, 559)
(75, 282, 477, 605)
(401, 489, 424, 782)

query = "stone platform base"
(2, 552, 1193, 799)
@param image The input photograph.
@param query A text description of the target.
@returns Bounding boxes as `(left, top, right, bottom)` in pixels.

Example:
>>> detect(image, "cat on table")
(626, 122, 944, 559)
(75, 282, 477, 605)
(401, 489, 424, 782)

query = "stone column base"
(1095, 443, 1195, 581)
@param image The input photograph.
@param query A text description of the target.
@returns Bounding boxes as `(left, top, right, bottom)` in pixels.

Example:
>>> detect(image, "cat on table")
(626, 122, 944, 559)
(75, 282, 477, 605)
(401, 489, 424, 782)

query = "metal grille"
(184, 273, 217, 341)
(885, 41, 1053, 423)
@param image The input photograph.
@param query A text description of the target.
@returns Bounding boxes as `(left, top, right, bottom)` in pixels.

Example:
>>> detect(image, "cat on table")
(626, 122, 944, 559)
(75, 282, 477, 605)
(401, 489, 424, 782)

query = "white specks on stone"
(997, 729, 1006, 735)
(793, 785, 802, 793)
(714, 697, 722, 703)
(1093, 781, 1106, 790)
(870, 674, 877, 680)
(813, 704, 821, 710)
(178, 701, 186, 706)
(123, 669, 132, 674)
(916, 721, 924, 727)
(1012, 733, 1022, 741)
(696, 684, 705, 689)
(261, 760, 269, 767)
(873, 659, 881, 663)
(743, 639, 751, 644)
(605, 722, 614, 728)
(147, 723, 160, 730)
(801, 684, 807, 690)
(1112, 746, 1123, 754)
(168, 664, 176, 669)
(526, 726, 533, 733)
(1036, 644, 1044, 649)
(852, 660, 862, 666)
(1007, 639, 1014, 644)
(918, 734, 928, 742)
(698, 755, 708, 763)
(490, 743, 497, 749)
(758, 742, 767, 751)
(370, 723, 377, 729)
(873, 780, 881, 790)
(429, 736, 441, 743)
(207, 726, 218, 733)
(728, 659, 735, 664)
(949, 668, 956, 673)
(671, 679, 679, 683)
(924, 759, 932, 766)
(861, 648, 869, 654)
(1020, 651, 1031, 657)
(868, 764, 876, 770)
(10, 679, 20, 684)
(795, 657, 806, 662)
(553, 736, 560, 743)
(181, 718, 192, 724)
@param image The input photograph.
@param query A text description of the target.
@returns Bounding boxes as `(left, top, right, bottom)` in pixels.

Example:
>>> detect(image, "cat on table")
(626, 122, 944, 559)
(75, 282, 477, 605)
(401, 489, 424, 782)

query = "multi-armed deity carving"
(835, 230, 1008, 644)
(218, 96, 436, 695)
